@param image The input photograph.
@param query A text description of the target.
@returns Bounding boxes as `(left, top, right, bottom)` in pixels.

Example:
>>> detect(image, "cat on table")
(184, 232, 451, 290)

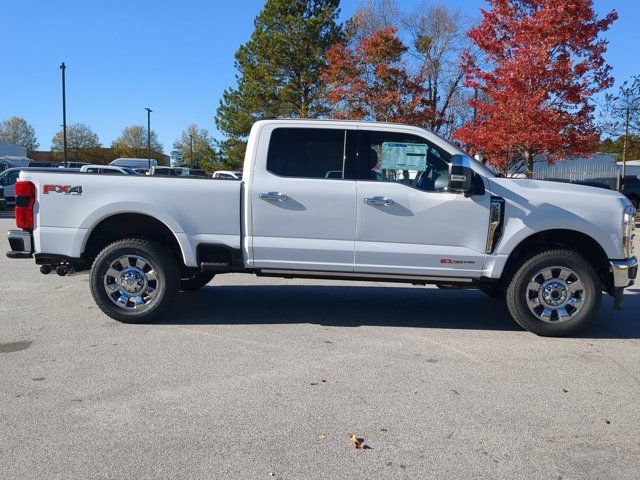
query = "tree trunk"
(525, 151, 534, 179)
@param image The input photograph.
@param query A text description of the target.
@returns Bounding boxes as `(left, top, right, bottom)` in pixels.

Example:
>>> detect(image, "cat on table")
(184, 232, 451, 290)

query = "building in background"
(29, 148, 170, 166)
(0, 142, 27, 157)
(533, 153, 621, 189)
(0, 142, 30, 172)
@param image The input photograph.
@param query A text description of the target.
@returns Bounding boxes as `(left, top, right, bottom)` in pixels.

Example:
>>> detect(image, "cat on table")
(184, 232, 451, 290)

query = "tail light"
(15, 180, 37, 231)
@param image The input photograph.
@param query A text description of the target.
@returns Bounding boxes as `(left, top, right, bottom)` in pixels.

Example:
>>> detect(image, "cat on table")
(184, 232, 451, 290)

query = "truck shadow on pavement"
(164, 285, 640, 339)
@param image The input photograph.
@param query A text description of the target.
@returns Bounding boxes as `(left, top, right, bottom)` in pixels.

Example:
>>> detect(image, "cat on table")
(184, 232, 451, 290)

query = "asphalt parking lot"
(1, 215, 640, 480)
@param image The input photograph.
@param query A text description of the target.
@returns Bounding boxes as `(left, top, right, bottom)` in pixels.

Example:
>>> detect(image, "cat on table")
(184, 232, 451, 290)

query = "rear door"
(354, 128, 490, 278)
(250, 125, 357, 272)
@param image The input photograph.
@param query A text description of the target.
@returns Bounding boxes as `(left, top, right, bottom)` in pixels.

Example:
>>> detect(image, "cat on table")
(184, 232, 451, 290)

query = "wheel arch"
(82, 212, 189, 269)
(501, 229, 612, 291)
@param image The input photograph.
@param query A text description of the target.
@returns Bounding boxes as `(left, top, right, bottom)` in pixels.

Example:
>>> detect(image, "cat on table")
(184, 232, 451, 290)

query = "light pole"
(144, 107, 152, 170)
(60, 62, 68, 167)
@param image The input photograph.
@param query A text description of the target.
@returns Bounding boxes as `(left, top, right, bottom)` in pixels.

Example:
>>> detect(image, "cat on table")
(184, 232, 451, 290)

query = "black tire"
(505, 249, 601, 337)
(90, 238, 179, 323)
(478, 283, 505, 300)
(180, 271, 215, 291)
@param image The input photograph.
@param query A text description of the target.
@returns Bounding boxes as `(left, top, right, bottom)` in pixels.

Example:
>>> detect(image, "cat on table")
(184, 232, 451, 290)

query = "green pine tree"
(215, 0, 343, 167)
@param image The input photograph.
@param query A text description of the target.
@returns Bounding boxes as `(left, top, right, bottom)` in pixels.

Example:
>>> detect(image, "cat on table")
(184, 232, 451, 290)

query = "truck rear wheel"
(505, 249, 601, 337)
(90, 239, 179, 323)
(180, 272, 215, 291)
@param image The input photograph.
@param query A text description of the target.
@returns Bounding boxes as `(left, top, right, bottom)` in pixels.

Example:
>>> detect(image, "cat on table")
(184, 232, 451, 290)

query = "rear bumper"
(6, 229, 33, 259)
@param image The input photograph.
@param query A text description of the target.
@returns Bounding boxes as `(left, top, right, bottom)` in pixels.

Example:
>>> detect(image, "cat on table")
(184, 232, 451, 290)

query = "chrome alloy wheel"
(525, 266, 585, 322)
(103, 255, 160, 310)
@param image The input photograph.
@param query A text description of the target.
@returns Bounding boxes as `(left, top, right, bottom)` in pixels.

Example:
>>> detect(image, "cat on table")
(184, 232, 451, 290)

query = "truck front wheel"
(505, 249, 601, 337)
(90, 239, 179, 323)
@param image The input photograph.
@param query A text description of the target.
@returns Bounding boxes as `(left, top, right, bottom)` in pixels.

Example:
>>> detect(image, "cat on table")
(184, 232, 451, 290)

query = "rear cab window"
(266, 128, 356, 180)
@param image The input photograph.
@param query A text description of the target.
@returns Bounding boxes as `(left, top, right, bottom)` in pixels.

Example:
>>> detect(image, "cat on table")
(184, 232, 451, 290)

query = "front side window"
(357, 130, 452, 192)
(267, 128, 350, 179)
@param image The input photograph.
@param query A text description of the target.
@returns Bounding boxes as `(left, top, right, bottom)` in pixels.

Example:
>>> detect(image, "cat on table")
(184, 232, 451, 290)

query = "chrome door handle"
(364, 196, 394, 206)
(259, 192, 288, 202)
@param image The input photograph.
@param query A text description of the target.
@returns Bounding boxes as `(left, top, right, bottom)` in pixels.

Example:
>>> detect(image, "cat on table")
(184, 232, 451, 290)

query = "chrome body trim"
(363, 196, 394, 207)
(258, 192, 288, 202)
(610, 257, 638, 288)
(485, 197, 505, 254)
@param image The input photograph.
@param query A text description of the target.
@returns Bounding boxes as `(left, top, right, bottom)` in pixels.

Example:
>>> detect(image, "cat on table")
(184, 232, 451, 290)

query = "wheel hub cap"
(103, 255, 160, 310)
(525, 266, 585, 323)
(541, 282, 568, 306)
(121, 269, 146, 294)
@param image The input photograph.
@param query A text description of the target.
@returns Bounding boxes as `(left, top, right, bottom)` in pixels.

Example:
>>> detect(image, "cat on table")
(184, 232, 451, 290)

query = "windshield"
(121, 167, 140, 175)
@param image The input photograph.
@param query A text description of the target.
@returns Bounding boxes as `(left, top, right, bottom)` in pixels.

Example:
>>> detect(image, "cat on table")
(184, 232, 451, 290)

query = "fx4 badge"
(43, 185, 83, 196)
(440, 258, 475, 265)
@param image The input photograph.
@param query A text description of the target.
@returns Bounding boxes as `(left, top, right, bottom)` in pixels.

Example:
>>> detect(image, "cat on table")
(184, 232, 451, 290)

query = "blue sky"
(1, 0, 636, 153)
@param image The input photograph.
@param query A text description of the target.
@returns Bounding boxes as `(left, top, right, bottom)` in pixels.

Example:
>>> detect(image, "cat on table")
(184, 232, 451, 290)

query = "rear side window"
(267, 128, 349, 179)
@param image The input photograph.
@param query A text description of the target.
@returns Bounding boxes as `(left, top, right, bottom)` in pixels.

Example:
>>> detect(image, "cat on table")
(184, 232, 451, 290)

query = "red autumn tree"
(322, 28, 430, 124)
(454, 0, 617, 176)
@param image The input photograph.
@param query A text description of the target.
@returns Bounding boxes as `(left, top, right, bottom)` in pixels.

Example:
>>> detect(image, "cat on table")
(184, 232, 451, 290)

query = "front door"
(354, 128, 490, 278)
(250, 125, 357, 272)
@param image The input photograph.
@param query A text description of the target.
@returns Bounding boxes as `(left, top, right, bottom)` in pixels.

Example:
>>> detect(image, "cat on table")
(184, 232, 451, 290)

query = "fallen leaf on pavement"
(318, 435, 327, 440)
(348, 433, 366, 449)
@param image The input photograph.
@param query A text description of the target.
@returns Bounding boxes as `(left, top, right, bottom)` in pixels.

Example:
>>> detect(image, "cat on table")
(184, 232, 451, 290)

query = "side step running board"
(200, 262, 249, 273)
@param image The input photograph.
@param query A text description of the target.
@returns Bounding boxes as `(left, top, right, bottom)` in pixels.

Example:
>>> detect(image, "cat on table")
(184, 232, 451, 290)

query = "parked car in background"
(80, 165, 140, 175)
(0, 185, 6, 210)
(148, 166, 183, 176)
(59, 162, 90, 169)
(149, 166, 209, 177)
(184, 168, 209, 178)
(0, 167, 80, 205)
(6, 119, 637, 337)
(110, 158, 158, 170)
(212, 170, 242, 180)
(620, 176, 640, 209)
(1, 158, 59, 172)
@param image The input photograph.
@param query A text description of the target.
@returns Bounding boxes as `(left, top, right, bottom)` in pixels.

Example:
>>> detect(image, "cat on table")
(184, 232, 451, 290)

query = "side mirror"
(448, 154, 474, 195)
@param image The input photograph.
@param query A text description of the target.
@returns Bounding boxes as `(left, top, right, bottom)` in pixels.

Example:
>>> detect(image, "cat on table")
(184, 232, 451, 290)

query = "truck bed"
(20, 171, 242, 267)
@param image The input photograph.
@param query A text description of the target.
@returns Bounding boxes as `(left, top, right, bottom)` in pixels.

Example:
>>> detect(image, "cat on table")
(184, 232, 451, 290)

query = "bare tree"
(403, 4, 473, 136)
(600, 76, 640, 177)
(0, 116, 39, 151)
(342, 1, 472, 138)
(171, 124, 218, 170)
(112, 125, 163, 159)
(51, 123, 101, 161)
(348, 0, 400, 42)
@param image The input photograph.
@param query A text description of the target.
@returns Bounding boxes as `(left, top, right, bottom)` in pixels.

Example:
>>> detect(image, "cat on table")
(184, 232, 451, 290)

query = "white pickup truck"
(6, 119, 638, 336)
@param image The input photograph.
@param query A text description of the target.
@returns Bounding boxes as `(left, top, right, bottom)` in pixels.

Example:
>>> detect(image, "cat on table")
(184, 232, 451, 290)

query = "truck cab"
(5, 119, 638, 336)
